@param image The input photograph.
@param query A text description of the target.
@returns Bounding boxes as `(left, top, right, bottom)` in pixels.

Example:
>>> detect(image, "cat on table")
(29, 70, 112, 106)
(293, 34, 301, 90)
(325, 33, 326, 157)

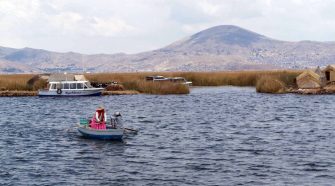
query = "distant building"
(296, 70, 321, 89)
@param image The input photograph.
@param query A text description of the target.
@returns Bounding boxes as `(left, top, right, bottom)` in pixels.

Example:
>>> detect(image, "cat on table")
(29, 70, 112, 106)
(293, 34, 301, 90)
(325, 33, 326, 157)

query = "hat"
(97, 106, 104, 110)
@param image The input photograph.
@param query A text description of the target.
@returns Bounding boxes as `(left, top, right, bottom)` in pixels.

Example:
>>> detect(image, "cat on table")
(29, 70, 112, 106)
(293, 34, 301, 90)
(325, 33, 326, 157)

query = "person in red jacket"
(90, 106, 107, 130)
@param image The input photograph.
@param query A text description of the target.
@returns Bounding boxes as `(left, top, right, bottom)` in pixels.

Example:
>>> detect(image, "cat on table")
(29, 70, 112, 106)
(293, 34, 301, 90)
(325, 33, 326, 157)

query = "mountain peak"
(187, 25, 269, 46)
(0, 24, 333, 73)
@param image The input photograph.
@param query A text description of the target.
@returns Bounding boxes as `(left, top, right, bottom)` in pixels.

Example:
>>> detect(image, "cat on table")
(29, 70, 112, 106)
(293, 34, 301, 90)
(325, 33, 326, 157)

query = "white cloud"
(0, 0, 335, 54)
(49, 12, 83, 33)
(197, 0, 219, 16)
(90, 17, 136, 37)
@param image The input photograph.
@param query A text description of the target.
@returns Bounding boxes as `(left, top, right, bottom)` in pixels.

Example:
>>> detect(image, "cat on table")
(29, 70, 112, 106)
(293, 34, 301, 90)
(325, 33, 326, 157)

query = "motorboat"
(38, 80, 104, 96)
(77, 112, 136, 140)
(168, 77, 192, 86)
(145, 75, 192, 85)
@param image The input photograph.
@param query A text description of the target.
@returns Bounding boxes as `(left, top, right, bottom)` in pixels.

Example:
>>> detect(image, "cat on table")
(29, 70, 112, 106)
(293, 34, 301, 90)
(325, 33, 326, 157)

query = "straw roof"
(296, 70, 320, 81)
(323, 65, 335, 72)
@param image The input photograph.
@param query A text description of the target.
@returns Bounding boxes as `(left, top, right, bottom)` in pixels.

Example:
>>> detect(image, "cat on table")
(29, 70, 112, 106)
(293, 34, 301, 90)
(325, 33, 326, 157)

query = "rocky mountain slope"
(1, 25, 335, 73)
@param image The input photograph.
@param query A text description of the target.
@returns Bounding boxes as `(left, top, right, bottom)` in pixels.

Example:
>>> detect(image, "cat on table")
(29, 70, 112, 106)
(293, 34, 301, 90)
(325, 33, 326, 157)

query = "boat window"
(84, 82, 92, 88)
(154, 76, 165, 80)
(56, 83, 62, 89)
(77, 83, 83, 89)
(70, 83, 76, 89)
(51, 84, 57, 90)
(63, 83, 69, 89)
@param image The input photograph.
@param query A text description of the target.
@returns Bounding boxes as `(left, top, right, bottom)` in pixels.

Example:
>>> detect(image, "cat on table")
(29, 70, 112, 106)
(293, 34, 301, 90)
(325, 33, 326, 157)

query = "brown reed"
(122, 80, 190, 94)
(256, 76, 286, 93)
(0, 70, 302, 95)
(0, 74, 35, 91)
(86, 70, 301, 87)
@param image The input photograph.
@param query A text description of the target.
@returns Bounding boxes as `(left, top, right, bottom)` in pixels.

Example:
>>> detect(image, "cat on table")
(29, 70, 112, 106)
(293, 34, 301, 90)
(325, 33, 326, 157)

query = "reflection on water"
(0, 87, 334, 185)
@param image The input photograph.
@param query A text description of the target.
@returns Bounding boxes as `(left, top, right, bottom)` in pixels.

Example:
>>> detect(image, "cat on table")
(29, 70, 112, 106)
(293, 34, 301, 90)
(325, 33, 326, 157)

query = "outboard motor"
(110, 112, 122, 128)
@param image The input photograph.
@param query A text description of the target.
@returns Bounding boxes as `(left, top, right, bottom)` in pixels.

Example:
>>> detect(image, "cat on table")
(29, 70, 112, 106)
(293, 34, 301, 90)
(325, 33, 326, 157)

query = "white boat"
(38, 80, 104, 96)
(146, 75, 192, 85)
(169, 77, 193, 86)
(146, 75, 170, 82)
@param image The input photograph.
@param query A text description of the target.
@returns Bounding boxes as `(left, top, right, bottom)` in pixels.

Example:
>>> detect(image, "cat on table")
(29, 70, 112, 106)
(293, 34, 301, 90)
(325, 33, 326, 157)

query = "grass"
(0, 74, 37, 91)
(256, 76, 286, 93)
(0, 74, 48, 91)
(0, 91, 37, 97)
(102, 90, 140, 95)
(86, 70, 301, 87)
(86, 73, 191, 94)
(175, 71, 300, 87)
(0, 70, 302, 94)
(123, 81, 190, 94)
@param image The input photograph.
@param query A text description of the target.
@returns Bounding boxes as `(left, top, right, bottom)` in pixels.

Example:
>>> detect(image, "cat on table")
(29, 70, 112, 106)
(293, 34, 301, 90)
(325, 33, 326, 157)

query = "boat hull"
(38, 88, 104, 96)
(77, 126, 123, 140)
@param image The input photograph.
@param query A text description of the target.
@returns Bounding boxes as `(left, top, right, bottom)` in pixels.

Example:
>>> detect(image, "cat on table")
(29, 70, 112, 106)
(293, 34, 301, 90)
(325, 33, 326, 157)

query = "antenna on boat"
(64, 72, 67, 81)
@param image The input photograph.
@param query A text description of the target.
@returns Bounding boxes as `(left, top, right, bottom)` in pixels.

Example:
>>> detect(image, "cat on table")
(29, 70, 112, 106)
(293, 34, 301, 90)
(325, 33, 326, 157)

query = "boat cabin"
(145, 76, 169, 81)
(169, 77, 187, 83)
(48, 81, 93, 90)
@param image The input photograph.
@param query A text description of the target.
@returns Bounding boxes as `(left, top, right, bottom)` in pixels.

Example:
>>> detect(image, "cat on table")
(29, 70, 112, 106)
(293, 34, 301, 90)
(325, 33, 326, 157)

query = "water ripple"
(0, 87, 334, 185)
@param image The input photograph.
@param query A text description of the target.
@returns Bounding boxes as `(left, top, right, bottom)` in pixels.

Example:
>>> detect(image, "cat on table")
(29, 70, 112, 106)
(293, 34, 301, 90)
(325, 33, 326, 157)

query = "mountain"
(1, 25, 335, 73)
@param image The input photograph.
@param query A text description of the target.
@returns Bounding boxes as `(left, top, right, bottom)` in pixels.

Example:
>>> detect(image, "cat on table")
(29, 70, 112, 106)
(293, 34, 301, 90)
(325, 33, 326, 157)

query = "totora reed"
(0, 70, 301, 96)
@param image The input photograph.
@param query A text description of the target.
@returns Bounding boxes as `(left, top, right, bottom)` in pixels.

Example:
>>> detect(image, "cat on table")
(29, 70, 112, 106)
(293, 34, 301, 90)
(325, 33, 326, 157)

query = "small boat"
(77, 125, 124, 140)
(77, 113, 129, 140)
(145, 75, 192, 86)
(38, 80, 104, 96)
(168, 77, 192, 86)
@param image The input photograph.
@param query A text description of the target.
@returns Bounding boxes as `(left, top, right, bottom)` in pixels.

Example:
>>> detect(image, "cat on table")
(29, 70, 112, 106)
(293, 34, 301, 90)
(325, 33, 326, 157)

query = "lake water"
(0, 87, 334, 185)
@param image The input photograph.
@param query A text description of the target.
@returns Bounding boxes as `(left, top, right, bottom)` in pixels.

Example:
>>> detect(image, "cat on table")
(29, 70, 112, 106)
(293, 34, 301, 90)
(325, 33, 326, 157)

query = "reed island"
(0, 67, 334, 96)
(0, 70, 296, 96)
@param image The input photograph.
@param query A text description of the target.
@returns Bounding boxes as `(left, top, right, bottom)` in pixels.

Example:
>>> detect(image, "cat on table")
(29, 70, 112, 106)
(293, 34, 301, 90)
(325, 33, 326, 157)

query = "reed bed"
(86, 70, 301, 87)
(102, 90, 140, 95)
(0, 70, 302, 95)
(0, 91, 37, 96)
(0, 74, 36, 91)
(256, 76, 286, 93)
(175, 71, 300, 87)
(122, 81, 190, 94)
(86, 73, 190, 94)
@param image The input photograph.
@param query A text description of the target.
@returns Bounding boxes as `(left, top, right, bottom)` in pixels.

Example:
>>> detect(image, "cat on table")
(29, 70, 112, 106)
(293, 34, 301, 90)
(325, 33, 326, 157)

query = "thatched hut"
(323, 65, 335, 83)
(296, 70, 321, 89)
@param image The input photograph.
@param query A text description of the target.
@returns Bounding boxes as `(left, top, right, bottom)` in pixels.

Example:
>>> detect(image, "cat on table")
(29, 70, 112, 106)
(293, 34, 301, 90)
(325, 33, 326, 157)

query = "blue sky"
(1, 0, 335, 54)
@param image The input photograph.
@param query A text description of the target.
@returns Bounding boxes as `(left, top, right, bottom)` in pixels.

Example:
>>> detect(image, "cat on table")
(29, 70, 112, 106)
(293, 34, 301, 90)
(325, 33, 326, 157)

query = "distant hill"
(1, 25, 335, 73)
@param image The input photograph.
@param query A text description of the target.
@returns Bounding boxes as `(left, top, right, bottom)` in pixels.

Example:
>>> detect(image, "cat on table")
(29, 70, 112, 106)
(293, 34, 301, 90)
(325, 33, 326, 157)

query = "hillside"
(1, 25, 335, 73)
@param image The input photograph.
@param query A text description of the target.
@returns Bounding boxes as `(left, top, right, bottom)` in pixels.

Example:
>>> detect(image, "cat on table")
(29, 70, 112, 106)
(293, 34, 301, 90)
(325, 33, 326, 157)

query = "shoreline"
(1, 87, 335, 97)
(287, 88, 335, 95)
(0, 91, 38, 97)
(0, 70, 300, 95)
(0, 90, 140, 97)
(102, 90, 140, 95)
